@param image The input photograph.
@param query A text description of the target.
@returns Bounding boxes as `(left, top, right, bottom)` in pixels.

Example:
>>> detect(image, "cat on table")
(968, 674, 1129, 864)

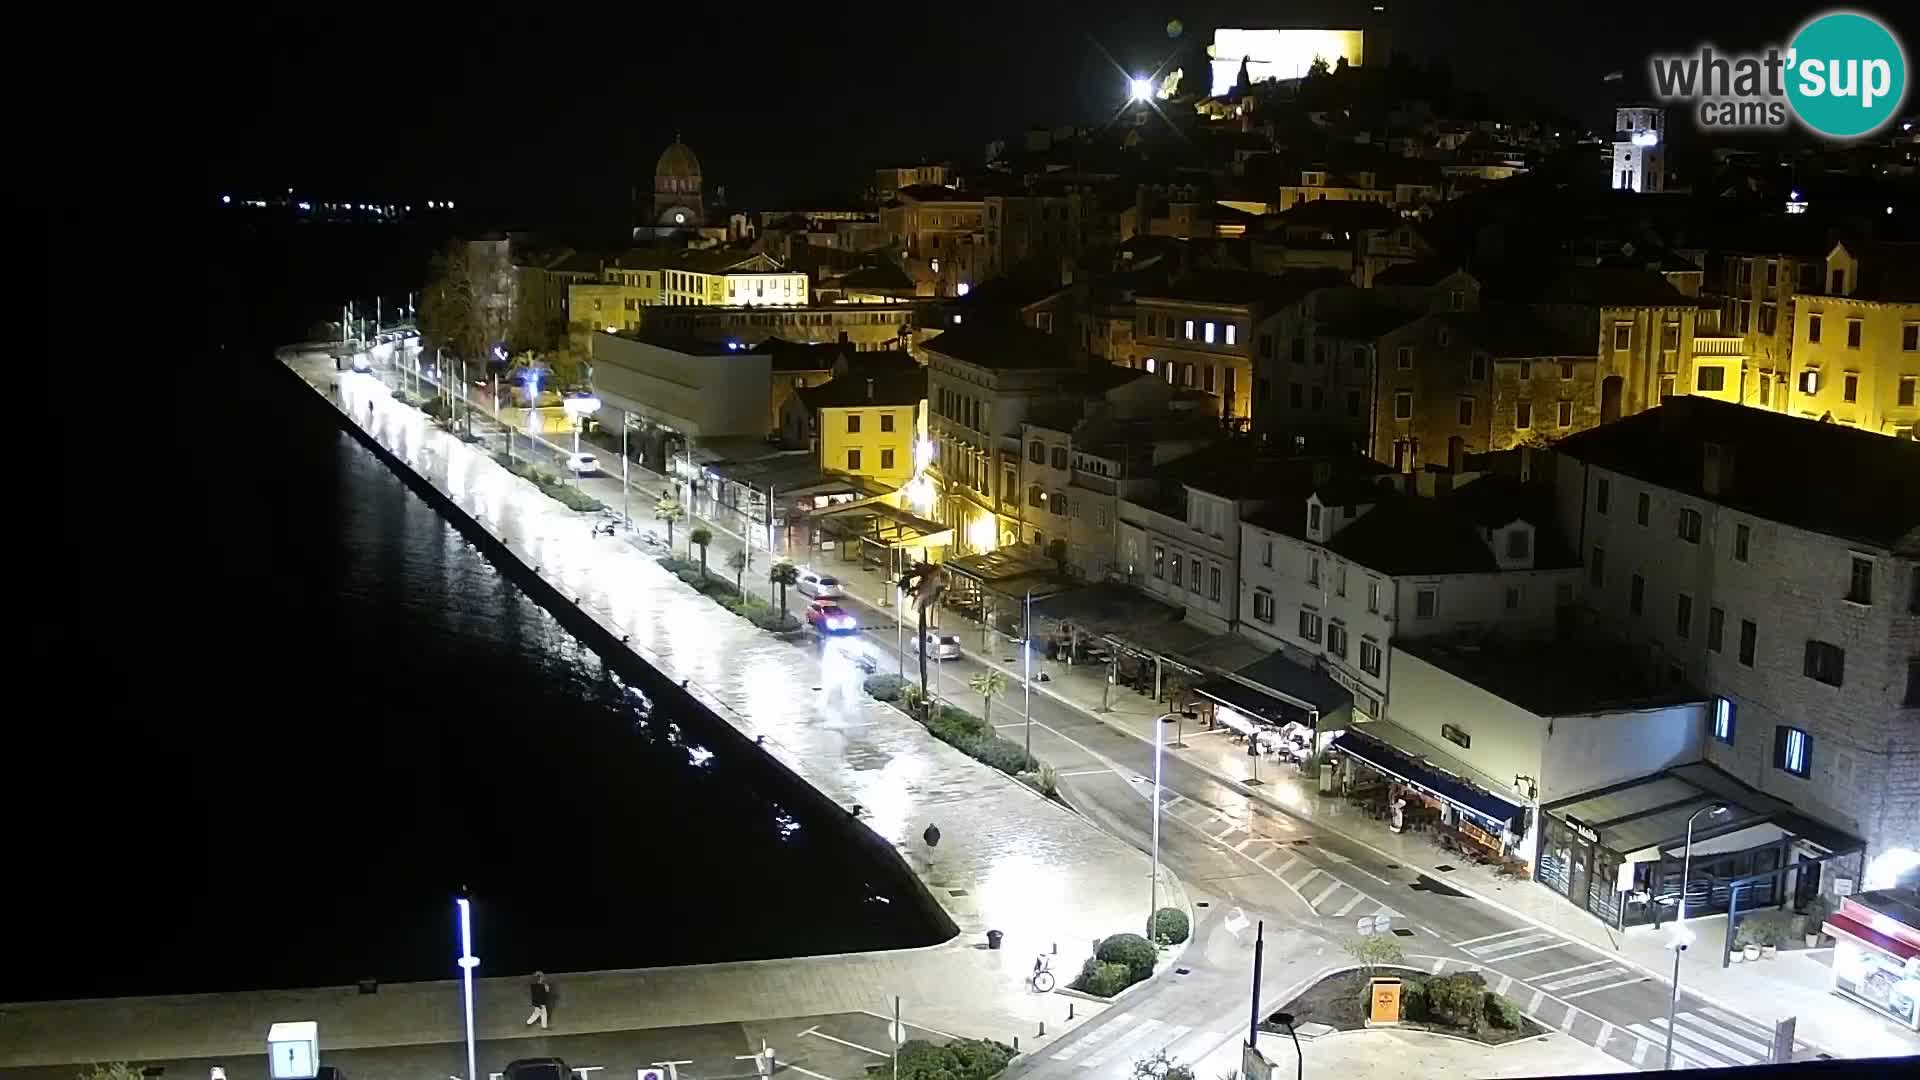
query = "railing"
(1692, 336, 1747, 357)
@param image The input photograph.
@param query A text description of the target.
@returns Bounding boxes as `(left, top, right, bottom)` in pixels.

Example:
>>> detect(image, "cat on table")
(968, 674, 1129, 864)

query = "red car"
(807, 600, 859, 634)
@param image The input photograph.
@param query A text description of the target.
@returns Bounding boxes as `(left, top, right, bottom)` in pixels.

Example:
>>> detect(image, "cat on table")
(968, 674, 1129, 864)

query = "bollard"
(1014, 1036, 1021, 1052)
(1038, 1021, 1046, 1037)
(1068, 1003, 1075, 1020)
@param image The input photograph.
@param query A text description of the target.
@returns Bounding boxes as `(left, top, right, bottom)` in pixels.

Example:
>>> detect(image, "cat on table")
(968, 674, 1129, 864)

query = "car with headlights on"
(806, 600, 859, 635)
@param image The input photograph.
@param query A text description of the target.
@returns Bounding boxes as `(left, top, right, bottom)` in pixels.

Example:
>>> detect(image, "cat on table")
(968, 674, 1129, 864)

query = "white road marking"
(1528, 990, 1544, 1014)
(1696, 1006, 1782, 1050)
(1484, 941, 1575, 963)
(1534, 958, 1614, 982)
(1454, 927, 1534, 948)
(1271, 855, 1302, 876)
(1056, 768, 1116, 778)
(786, 1067, 837, 1080)
(1420, 925, 1440, 937)
(1293, 867, 1324, 890)
(1465, 931, 1557, 957)
(1540, 968, 1632, 992)
(1559, 1006, 1578, 1032)
(801, 1030, 890, 1058)
(1678, 1011, 1771, 1059)
(1494, 974, 1512, 996)
(1596, 1022, 1615, 1048)
(1310, 881, 1343, 908)
(1562, 975, 1650, 999)
(1632, 1021, 1733, 1069)
(855, 1009, 962, 1041)
(1632, 1038, 1651, 1066)
(1234, 837, 1256, 852)
(1430, 958, 1446, 973)
(1078, 1018, 1164, 1069)
(1333, 894, 1369, 916)
(1049, 1015, 1125, 1061)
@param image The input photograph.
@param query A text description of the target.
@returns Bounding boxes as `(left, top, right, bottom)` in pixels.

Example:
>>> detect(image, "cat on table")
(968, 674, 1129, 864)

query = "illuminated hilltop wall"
(1209, 28, 1365, 95)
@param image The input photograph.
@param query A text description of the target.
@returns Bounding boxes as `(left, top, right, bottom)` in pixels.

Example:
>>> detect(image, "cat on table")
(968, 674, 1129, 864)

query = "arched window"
(1050, 447, 1068, 470)
(1028, 484, 1044, 508)
(1029, 440, 1045, 464)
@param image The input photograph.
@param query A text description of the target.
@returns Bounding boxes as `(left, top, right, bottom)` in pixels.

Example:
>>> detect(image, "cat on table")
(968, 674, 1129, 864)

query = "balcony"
(1691, 336, 1747, 357)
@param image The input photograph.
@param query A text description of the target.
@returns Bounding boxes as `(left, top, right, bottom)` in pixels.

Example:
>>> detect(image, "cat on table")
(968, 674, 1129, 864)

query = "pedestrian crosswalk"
(1153, 794, 1398, 921)
(1625, 1007, 1790, 1070)
(1047, 1011, 1222, 1072)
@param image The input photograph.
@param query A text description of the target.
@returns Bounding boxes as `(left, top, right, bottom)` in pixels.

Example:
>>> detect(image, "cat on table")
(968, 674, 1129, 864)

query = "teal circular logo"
(1787, 11, 1908, 138)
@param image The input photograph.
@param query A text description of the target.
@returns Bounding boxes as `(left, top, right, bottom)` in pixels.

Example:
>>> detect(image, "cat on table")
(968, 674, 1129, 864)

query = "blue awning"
(1195, 677, 1309, 728)
(1332, 729, 1525, 832)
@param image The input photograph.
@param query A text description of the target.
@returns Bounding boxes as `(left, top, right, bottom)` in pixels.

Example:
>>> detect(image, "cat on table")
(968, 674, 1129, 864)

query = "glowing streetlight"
(455, 897, 480, 1080)
(1663, 803, 1727, 1070)
(1150, 710, 1193, 930)
(1129, 77, 1153, 103)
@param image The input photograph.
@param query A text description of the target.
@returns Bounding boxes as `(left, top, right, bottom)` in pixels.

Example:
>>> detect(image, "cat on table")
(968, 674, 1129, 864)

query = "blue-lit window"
(1713, 698, 1736, 745)
(1774, 726, 1811, 779)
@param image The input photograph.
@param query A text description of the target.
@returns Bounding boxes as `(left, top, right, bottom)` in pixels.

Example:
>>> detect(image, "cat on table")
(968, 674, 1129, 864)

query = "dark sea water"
(8, 218, 942, 1001)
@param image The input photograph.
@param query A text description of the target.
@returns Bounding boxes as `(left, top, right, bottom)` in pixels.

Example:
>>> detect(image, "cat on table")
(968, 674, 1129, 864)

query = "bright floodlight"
(563, 395, 602, 415)
(1129, 77, 1153, 102)
(1632, 130, 1660, 147)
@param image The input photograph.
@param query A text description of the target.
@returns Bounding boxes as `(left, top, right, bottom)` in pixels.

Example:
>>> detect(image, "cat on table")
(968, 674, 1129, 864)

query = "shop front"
(1822, 888, 1920, 1031)
(1330, 725, 1529, 865)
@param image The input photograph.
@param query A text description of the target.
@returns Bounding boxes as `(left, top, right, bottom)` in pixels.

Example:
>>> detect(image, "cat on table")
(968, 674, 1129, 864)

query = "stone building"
(1788, 240, 1920, 439)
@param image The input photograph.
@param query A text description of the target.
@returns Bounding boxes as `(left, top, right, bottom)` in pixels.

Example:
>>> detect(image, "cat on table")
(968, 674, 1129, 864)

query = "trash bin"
(986, 930, 1004, 950)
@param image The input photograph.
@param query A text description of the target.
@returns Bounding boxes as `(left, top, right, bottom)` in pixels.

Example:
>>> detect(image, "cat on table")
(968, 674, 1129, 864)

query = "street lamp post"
(1663, 803, 1728, 1070)
(563, 395, 602, 486)
(455, 897, 480, 1080)
(1023, 588, 1035, 761)
(1272, 1011, 1303, 1080)
(1149, 711, 1189, 929)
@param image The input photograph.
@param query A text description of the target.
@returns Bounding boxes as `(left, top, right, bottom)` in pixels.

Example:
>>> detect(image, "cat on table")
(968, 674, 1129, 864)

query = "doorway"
(1793, 855, 1822, 911)
(1601, 375, 1624, 424)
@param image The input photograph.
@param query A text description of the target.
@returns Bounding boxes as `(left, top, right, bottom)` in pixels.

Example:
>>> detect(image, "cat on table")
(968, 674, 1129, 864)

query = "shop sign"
(1440, 723, 1471, 750)
(1565, 815, 1600, 844)
(1368, 978, 1403, 1024)
(1325, 666, 1379, 717)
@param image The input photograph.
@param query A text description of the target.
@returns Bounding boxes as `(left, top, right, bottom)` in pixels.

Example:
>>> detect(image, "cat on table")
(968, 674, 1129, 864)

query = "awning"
(1196, 677, 1311, 728)
(1332, 729, 1525, 831)
(1825, 915, 1920, 962)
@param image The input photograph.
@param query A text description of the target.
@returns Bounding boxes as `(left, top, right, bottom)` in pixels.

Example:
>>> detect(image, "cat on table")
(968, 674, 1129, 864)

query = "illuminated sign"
(1209, 29, 1365, 95)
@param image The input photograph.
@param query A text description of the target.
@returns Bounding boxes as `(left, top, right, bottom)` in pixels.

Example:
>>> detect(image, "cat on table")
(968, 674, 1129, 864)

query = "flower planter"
(1760, 944, 1777, 960)
(1804, 933, 1821, 948)
(1731, 949, 1745, 963)
(1744, 944, 1761, 962)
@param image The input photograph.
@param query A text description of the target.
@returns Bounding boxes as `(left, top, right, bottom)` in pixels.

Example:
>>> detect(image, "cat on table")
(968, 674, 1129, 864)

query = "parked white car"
(566, 453, 600, 475)
(796, 571, 845, 600)
(919, 632, 963, 660)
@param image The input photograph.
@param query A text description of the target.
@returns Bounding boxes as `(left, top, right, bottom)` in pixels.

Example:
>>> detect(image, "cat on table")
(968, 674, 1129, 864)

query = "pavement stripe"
(1454, 927, 1534, 948)
(1482, 941, 1575, 963)
(1559, 1006, 1578, 1032)
(1292, 867, 1324, 890)
(805, 1030, 890, 1058)
(1539, 967, 1632, 992)
(1494, 974, 1512, 996)
(1534, 958, 1614, 981)
(1149, 1024, 1194, 1054)
(1561, 975, 1650, 999)
(1627, 1022, 1729, 1069)
(1234, 837, 1256, 852)
(1528, 989, 1544, 1014)
(1649, 1017, 1752, 1067)
(1467, 931, 1556, 956)
(1696, 1005, 1782, 1047)
(1596, 1022, 1616, 1049)
(1310, 881, 1343, 908)
(1333, 893, 1369, 917)
(1631, 1037, 1651, 1066)
(1681, 1011, 1771, 1058)
(1079, 1018, 1164, 1069)
(1049, 1015, 1127, 1061)
(1430, 957, 1446, 974)
(1270, 854, 1302, 876)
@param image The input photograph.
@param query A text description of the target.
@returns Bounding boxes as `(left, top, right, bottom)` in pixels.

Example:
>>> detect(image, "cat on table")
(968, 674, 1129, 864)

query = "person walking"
(525, 971, 553, 1029)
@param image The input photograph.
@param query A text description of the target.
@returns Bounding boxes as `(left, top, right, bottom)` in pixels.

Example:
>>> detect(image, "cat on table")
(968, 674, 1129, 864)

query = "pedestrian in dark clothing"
(526, 971, 553, 1029)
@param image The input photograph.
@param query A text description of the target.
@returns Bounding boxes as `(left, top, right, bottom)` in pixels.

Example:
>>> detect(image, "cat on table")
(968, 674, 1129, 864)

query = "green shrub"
(1484, 991, 1524, 1030)
(865, 673, 909, 702)
(1425, 973, 1486, 1029)
(968, 735, 1036, 776)
(1021, 763, 1060, 798)
(1149, 907, 1190, 946)
(871, 1038, 1015, 1080)
(1068, 958, 1134, 997)
(1400, 977, 1430, 1022)
(391, 387, 407, 399)
(1096, 932, 1158, 984)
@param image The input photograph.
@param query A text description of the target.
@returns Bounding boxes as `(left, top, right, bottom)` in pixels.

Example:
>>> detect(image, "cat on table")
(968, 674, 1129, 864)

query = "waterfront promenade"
(0, 349, 1183, 1070)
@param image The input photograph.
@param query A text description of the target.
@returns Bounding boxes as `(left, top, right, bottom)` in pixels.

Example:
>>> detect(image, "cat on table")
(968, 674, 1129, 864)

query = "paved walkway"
(0, 349, 1189, 1070)
(1203, 1026, 1630, 1080)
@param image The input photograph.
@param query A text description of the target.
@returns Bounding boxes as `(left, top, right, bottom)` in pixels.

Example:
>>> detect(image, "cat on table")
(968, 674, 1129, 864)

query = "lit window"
(1225, 324, 1237, 345)
(1713, 698, 1736, 745)
(1204, 322, 1216, 344)
(1775, 725, 1811, 778)
(1184, 320, 1195, 340)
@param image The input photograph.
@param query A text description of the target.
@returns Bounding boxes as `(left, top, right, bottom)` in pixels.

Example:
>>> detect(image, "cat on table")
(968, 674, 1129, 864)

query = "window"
(1630, 573, 1645, 615)
(1590, 546, 1606, 586)
(1002, 465, 1016, 498)
(1831, 269, 1846, 294)
(847, 448, 862, 470)
(1663, 322, 1681, 351)
(1415, 587, 1438, 619)
(846, 414, 862, 433)
(1760, 375, 1772, 406)
(1843, 373, 1858, 403)
(1708, 607, 1725, 652)
(1298, 608, 1323, 643)
(880, 413, 895, 433)
(1396, 346, 1412, 370)
(1051, 446, 1068, 470)
(1759, 303, 1777, 335)
(1560, 361, 1575, 381)
(1261, 540, 1273, 568)
(1347, 389, 1362, 417)
(1713, 698, 1736, 745)
(1803, 640, 1845, 686)
(1458, 398, 1474, 426)
(1799, 369, 1819, 395)
(1808, 313, 1822, 343)
(1507, 529, 1530, 559)
(1774, 726, 1812, 779)
(1203, 366, 1216, 393)
(1367, 580, 1381, 613)
(1504, 585, 1522, 611)
(1308, 504, 1323, 533)
(1290, 383, 1304, 408)
(1678, 508, 1702, 544)
(1676, 593, 1693, 639)
(1907, 659, 1920, 707)
(1697, 367, 1725, 392)
(1471, 353, 1487, 381)
(1596, 477, 1611, 514)
(1847, 556, 1873, 605)
(1027, 484, 1043, 508)
(1152, 545, 1165, 578)
(1558, 400, 1574, 427)
(1028, 440, 1044, 464)
(1739, 619, 1758, 666)
(1189, 562, 1203, 594)
(1637, 492, 1650, 526)
(1846, 319, 1862, 349)
(1327, 622, 1348, 658)
(1901, 376, 1918, 407)
(1308, 557, 1321, 586)
(1353, 348, 1368, 369)
(1184, 319, 1195, 340)
(1360, 638, 1382, 676)
(1734, 523, 1751, 562)
(1520, 359, 1533, 380)
(1209, 566, 1222, 602)
(1437, 327, 1450, 347)
(1253, 589, 1275, 623)
(1516, 401, 1532, 429)
(1170, 553, 1182, 587)
(1393, 391, 1412, 420)
(1203, 321, 1216, 344)
(1336, 565, 1347, 597)
(1226, 324, 1238, 346)
(880, 448, 895, 471)
(1613, 323, 1632, 351)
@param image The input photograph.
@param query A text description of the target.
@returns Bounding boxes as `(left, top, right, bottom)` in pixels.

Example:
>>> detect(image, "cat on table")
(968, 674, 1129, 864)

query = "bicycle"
(1029, 953, 1056, 993)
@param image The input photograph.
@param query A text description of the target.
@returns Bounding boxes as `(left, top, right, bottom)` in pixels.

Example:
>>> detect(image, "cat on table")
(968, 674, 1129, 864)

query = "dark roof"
(1557, 396, 1920, 551)
(1373, 260, 1465, 287)
(950, 273, 1067, 314)
(1271, 199, 1400, 231)
(1139, 267, 1344, 310)
(612, 248, 676, 270)
(1160, 444, 1382, 503)
(763, 338, 853, 372)
(1318, 302, 1422, 342)
(1841, 241, 1920, 303)
(1233, 652, 1355, 715)
(1489, 265, 1690, 307)
(921, 323, 1075, 370)
(837, 263, 915, 291)
(894, 184, 981, 203)
(1398, 637, 1707, 717)
(1300, 476, 1578, 575)
(679, 248, 785, 274)
(1068, 364, 1153, 395)
(796, 369, 927, 411)
(1437, 310, 1591, 358)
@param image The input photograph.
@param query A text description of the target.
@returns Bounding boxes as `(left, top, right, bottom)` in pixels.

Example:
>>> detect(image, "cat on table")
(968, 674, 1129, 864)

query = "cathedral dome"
(656, 139, 702, 185)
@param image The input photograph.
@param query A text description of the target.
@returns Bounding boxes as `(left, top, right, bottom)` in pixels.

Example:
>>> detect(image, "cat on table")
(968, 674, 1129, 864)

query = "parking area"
(747, 1011, 961, 1080)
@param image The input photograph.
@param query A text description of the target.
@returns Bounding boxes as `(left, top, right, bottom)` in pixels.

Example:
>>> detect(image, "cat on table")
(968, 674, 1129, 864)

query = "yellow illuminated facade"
(818, 400, 925, 487)
(1209, 28, 1364, 95)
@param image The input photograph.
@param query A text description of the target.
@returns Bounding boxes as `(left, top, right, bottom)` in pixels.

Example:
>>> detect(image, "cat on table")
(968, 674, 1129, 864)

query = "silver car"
(919, 632, 963, 659)
(796, 571, 845, 600)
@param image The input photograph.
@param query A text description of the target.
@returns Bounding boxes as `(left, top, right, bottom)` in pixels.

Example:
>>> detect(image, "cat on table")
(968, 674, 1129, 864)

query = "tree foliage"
(1341, 933, 1404, 977)
(418, 239, 512, 365)
(78, 1066, 146, 1080)
(690, 527, 713, 578)
(1132, 1050, 1196, 1080)
(967, 669, 1008, 723)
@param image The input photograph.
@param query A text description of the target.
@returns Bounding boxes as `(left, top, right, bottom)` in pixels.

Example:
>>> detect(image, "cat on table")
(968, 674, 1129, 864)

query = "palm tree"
(690, 527, 713, 579)
(968, 670, 1009, 724)
(770, 560, 800, 615)
(655, 494, 684, 551)
(727, 548, 748, 594)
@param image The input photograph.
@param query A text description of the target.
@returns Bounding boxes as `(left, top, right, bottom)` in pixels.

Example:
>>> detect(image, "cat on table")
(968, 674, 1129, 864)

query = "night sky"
(50, 1, 1889, 217)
